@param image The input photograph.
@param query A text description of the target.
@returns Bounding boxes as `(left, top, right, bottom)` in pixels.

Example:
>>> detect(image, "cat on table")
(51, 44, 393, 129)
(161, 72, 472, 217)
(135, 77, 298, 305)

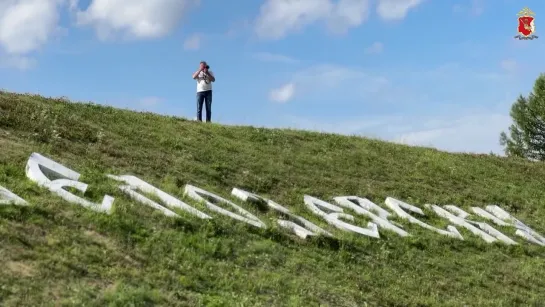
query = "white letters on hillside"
(25, 153, 114, 213)
(473, 205, 545, 246)
(231, 188, 332, 239)
(107, 175, 210, 219)
(333, 196, 409, 237)
(304, 195, 380, 238)
(0, 186, 27, 205)
(184, 184, 266, 228)
(385, 197, 463, 239)
(1, 152, 544, 247)
(427, 205, 517, 245)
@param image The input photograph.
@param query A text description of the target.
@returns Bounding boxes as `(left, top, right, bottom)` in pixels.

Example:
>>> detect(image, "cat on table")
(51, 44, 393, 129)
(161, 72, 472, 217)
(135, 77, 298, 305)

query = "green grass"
(1, 91, 545, 306)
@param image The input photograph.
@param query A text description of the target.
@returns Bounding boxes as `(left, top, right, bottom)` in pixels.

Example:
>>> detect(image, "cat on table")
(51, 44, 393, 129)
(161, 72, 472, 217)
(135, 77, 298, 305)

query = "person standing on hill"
(192, 61, 215, 122)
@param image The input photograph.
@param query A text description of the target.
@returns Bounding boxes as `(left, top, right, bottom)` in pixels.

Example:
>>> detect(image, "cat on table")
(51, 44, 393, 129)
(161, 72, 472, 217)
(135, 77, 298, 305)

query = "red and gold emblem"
(515, 7, 538, 40)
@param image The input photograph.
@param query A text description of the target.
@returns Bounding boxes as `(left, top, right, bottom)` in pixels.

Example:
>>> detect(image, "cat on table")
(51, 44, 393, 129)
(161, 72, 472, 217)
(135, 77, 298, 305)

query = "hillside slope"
(1, 91, 545, 306)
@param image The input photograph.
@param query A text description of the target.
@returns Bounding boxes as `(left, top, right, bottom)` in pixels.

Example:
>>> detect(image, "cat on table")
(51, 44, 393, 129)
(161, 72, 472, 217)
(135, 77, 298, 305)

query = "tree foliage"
(500, 73, 545, 160)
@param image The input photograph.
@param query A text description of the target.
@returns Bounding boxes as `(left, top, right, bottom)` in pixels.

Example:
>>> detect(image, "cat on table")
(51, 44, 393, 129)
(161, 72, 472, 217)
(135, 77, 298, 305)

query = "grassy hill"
(2, 91, 545, 306)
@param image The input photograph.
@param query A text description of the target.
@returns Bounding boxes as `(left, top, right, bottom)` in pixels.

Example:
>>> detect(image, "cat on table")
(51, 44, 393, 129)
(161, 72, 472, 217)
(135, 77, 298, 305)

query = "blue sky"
(0, 0, 543, 154)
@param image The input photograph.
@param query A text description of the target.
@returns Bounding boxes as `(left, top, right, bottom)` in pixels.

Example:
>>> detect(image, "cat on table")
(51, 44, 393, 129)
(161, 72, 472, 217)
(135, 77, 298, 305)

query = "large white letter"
(107, 175, 210, 219)
(184, 185, 266, 228)
(231, 188, 332, 239)
(472, 205, 545, 246)
(25, 152, 114, 213)
(384, 197, 462, 239)
(304, 195, 380, 238)
(334, 196, 409, 237)
(0, 186, 27, 206)
(427, 204, 516, 244)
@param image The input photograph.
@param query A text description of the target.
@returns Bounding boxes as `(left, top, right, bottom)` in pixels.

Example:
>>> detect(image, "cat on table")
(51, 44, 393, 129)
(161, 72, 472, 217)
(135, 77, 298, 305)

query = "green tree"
(500, 73, 545, 160)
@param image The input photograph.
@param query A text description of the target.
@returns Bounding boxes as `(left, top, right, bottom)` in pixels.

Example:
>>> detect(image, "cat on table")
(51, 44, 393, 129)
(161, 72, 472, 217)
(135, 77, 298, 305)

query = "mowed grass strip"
(1, 91, 545, 306)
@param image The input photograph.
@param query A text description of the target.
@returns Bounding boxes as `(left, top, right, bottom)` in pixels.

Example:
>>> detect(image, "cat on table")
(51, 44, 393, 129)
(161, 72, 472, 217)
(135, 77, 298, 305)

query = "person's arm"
(192, 69, 202, 79)
(207, 71, 215, 82)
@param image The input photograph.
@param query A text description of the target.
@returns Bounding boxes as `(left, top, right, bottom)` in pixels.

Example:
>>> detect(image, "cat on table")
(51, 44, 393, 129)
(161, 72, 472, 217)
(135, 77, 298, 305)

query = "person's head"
(200, 61, 210, 69)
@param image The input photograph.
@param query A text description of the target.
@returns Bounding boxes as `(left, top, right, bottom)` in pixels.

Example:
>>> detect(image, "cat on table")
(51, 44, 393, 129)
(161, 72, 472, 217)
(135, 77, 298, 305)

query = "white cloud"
(452, 0, 484, 17)
(76, 0, 198, 40)
(286, 109, 511, 154)
(0, 0, 199, 57)
(376, 0, 426, 21)
(183, 33, 201, 50)
(394, 112, 511, 154)
(254, 0, 332, 40)
(254, 0, 427, 39)
(252, 52, 298, 63)
(327, 0, 371, 34)
(269, 64, 390, 103)
(269, 61, 514, 110)
(276, 61, 517, 154)
(254, 0, 371, 40)
(0, 0, 67, 55)
(364, 42, 383, 54)
(0, 54, 36, 70)
(269, 83, 295, 103)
